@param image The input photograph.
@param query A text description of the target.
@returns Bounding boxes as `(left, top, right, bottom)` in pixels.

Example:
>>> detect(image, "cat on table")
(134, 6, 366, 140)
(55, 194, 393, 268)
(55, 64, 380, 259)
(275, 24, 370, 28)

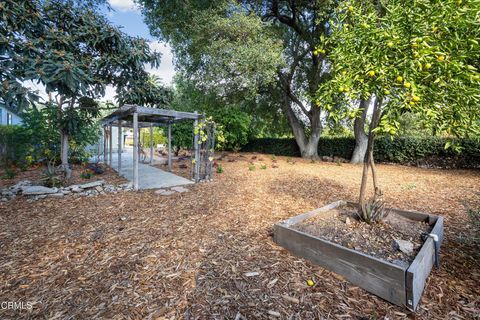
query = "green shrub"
(41, 161, 62, 187)
(242, 137, 480, 168)
(80, 169, 94, 179)
(248, 164, 256, 171)
(0, 125, 32, 168)
(1, 167, 16, 180)
(216, 165, 224, 173)
(260, 164, 267, 170)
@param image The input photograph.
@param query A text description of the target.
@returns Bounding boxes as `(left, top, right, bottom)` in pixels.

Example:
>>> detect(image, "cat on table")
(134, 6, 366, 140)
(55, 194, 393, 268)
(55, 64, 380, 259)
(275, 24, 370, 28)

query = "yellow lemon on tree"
(425, 63, 432, 69)
(396, 76, 403, 83)
(348, 5, 354, 12)
(404, 82, 411, 89)
(368, 70, 376, 77)
(412, 95, 421, 102)
(437, 55, 445, 61)
(387, 41, 394, 48)
(338, 87, 344, 93)
(306, 279, 314, 286)
(409, 101, 416, 106)
(384, 89, 391, 95)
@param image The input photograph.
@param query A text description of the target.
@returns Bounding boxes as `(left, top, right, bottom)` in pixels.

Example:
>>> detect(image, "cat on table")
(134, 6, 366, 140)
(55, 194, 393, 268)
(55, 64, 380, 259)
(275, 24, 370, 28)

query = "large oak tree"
(139, 0, 339, 158)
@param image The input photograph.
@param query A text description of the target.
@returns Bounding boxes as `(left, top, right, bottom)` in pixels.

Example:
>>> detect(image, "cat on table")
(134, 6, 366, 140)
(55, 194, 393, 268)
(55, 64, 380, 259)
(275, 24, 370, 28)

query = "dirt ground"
(0, 153, 479, 319)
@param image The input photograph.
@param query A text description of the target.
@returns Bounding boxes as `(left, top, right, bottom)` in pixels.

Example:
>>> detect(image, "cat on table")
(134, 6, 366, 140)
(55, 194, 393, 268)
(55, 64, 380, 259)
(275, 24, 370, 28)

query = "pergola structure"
(101, 104, 206, 190)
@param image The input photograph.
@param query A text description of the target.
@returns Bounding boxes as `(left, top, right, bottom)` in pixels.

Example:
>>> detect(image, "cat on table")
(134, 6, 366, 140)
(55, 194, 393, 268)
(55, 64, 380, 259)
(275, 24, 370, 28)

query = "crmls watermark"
(1, 301, 33, 310)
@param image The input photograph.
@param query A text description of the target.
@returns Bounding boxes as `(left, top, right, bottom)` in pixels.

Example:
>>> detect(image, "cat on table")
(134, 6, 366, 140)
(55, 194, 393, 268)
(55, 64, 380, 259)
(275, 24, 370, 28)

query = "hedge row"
(241, 137, 480, 168)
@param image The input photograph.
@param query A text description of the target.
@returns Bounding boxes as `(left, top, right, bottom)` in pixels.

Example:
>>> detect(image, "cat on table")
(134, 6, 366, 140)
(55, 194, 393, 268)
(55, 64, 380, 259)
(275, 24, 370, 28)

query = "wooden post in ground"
(149, 124, 153, 165)
(118, 122, 122, 173)
(108, 124, 113, 167)
(168, 122, 172, 171)
(133, 112, 139, 190)
(103, 126, 107, 163)
(193, 112, 201, 182)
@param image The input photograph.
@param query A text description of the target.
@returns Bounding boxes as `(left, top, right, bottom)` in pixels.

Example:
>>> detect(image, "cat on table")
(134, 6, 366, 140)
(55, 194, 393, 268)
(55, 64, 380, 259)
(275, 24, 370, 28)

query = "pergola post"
(193, 112, 201, 182)
(133, 112, 139, 190)
(149, 124, 154, 165)
(117, 122, 122, 173)
(108, 124, 113, 167)
(168, 122, 172, 171)
(103, 126, 107, 163)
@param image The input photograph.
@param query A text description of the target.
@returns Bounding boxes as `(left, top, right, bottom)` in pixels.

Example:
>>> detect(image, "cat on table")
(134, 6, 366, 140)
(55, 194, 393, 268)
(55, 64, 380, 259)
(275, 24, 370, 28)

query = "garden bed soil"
(291, 203, 432, 264)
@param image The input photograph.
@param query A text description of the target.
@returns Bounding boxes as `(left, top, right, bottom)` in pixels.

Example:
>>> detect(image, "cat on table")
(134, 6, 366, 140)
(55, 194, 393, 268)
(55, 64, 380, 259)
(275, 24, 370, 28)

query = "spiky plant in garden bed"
(41, 160, 62, 188)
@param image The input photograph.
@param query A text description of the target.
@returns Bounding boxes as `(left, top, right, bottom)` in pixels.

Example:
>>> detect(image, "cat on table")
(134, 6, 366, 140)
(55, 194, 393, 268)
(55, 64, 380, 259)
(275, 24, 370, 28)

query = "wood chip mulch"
(0, 152, 479, 319)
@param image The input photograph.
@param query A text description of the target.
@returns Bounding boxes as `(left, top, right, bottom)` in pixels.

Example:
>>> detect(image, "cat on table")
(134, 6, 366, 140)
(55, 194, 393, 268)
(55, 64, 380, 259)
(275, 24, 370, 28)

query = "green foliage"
(1, 167, 16, 180)
(21, 105, 99, 164)
(41, 161, 62, 187)
(243, 137, 480, 168)
(248, 164, 256, 171)
(360, 197, 389, 224)
(216, 165, 224, 174)
(0, 124, 32, 168)
(80, 169, 94, 179)
(319, 0, 480, 139)
(140, 127, 167, 147)
(260, 164, 267, 170)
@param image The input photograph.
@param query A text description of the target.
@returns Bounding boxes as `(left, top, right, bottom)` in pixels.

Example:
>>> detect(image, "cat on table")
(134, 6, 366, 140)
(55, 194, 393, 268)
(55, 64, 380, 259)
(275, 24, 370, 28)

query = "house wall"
(0, 106, 23, 125)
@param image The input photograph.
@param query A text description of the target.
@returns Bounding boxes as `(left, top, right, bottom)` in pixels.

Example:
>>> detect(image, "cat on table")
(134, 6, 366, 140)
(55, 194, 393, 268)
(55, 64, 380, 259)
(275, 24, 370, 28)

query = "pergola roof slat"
(101, 104, 204, 126)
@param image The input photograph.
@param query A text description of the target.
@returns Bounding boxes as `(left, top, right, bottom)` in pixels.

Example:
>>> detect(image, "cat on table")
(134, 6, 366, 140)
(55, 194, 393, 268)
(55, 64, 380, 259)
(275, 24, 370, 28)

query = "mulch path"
(0, 153, 479, 319)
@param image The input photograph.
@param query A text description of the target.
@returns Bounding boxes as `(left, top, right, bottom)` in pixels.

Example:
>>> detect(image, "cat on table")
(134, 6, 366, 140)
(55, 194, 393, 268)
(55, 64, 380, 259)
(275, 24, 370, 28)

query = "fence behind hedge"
(241, 136, 480, 168)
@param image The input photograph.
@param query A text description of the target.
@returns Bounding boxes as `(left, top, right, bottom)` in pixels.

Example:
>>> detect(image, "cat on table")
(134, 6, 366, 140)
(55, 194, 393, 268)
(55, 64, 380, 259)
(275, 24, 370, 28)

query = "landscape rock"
(78, 180, 104, 189)
(71, 186, 83, 193)
(157, 190, 175, 196)
(154, 189, 167, 194)
(171, 186, 189, 193)
(393, 239, 414, 255)
(345, 217, 352, 226)
(48, 193, 64, 198)
(22, 186, 58, 195)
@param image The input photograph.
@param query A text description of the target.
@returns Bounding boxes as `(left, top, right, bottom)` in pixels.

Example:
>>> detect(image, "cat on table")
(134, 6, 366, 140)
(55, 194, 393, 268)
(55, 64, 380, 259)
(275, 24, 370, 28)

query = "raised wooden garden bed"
(273, 200, 444, 311)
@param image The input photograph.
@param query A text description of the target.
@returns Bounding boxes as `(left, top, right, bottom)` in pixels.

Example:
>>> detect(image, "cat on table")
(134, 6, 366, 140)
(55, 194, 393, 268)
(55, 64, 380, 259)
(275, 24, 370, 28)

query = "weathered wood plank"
(281, 200, 346, 227)
(274, 224, 407, 306)
(406, 216, 443, 310)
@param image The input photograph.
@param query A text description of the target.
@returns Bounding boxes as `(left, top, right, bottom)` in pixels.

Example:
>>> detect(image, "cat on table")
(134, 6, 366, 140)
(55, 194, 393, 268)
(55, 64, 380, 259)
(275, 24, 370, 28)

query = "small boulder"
(393, 239, 414, 255)
(171, 186, 189, 193)
(22, 186, 58, 195)
(78, 180, 104, 189)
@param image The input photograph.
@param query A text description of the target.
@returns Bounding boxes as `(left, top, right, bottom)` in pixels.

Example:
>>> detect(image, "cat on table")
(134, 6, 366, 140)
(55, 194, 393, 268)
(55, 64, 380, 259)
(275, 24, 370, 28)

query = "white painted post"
(103, 126, 107, 163)
(168, 122, 172, 172)
(133, 112, 139, 190)
(118, 122, 122, 173)
(108, 124, 113, 167)
(149, 124, 153, 165)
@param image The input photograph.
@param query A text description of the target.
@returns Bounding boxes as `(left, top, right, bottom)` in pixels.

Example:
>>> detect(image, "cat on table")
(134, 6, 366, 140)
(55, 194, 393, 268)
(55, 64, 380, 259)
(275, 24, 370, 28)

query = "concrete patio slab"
(109, 149, 194, 190)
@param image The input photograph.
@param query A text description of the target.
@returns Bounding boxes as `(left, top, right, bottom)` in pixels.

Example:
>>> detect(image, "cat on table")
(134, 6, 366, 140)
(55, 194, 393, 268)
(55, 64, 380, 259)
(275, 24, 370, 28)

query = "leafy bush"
(80, 169, 94, 179)
(41, 161, 62, 187)
(216, 165, 224, 173)
(1, 167, 16, 180)
(248, 164, 256, 171)
(242, 137, 480, 168)
(0, 125, 32, 168)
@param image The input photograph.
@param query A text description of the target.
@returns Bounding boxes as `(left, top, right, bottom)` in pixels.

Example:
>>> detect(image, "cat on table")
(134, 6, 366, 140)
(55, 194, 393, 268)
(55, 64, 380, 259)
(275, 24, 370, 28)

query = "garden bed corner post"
(193, 112, 200, 182)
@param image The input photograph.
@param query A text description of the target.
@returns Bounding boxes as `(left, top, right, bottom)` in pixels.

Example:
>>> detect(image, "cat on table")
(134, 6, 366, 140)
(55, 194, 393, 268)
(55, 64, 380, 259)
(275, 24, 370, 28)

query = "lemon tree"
(317, 0, 480, 221)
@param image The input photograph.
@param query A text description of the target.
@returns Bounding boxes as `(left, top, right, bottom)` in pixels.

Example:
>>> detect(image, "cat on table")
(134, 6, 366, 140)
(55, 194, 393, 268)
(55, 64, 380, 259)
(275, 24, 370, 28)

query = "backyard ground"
(1, 153, 479, 319)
